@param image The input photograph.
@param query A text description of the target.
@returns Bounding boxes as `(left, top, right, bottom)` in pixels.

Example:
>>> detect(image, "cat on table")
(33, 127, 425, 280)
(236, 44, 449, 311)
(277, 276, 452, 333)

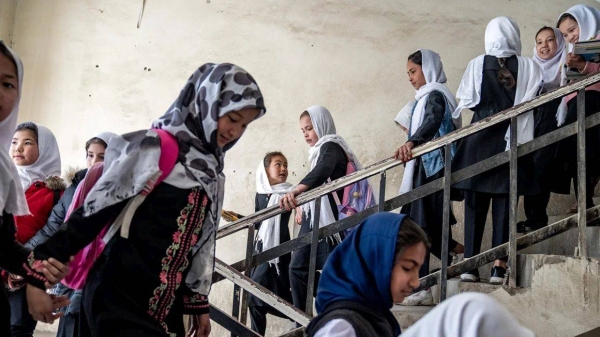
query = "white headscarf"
(532, 28, 569, 126)
(394, 100, 416, 129)
(303, 105, 362, 235)
(0, 41, 28, 216)
(14, 124, 62, 190)
(399, 49, 458, 194)
(254, 160, 293, 272)
(560, 4, 600, 51)
(453, 17, 543, 151)
(94, 132, 118, 145)
(402, 292, 535, 337)
(83, 63, 266, 297)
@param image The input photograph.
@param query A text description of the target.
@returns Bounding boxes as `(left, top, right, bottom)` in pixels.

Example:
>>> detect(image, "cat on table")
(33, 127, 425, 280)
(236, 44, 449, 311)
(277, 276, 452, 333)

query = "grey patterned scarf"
(83, 63, 266, 295)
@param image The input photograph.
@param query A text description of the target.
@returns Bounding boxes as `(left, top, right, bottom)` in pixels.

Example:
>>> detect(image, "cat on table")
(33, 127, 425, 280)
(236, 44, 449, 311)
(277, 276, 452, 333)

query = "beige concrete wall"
(8, 0, 597, 335)
(0, 0, 16, 44)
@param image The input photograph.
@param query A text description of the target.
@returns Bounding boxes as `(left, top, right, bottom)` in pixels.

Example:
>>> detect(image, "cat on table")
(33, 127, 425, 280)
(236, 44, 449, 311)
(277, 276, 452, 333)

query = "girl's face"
(10, 129, 39, 166)
(216, 108, 260, 148)
(390, 242, 426, 304)
(86, 142, 106, 168)
(536, 29, 558, 60)
(266, 155, 288, 186)
(300, 115, 319, 147)
(559, 17, 580, 44)
(406, 60, 426, 90)
(0, 53, 18, 124)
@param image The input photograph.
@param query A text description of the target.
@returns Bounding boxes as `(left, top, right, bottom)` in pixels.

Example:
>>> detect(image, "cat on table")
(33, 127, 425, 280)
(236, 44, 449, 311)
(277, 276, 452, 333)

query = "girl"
(556, 4, 600, 213)
(452, 17, 543, 285)
(0, 41, 70, 334)
(19, 63, 266, 337)
(279, 106, 363, 313)
(395, 49, 464, 305)
(26, 132, 116, 337)
(249, 151, 294, 335)
(8, 121, 64, 337)
(518, 27, 567, 233)
(304, 212, 429, 336)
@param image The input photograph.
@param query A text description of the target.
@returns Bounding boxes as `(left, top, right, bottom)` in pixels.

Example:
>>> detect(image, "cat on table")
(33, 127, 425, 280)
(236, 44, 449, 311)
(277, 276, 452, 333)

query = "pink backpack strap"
(153, 129, 179, 185)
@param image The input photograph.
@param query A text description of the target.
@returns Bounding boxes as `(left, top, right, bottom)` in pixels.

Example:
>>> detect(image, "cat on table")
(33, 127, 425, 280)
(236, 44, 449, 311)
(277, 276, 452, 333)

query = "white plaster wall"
(8, 0, 598, 335)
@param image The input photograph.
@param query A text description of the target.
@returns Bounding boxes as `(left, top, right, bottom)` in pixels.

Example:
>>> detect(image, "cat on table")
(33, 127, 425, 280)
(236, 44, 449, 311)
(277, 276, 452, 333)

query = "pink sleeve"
(582, 61, 600, 74)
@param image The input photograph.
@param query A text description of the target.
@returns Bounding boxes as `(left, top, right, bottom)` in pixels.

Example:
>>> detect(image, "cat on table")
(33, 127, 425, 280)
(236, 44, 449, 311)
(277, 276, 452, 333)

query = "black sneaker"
(489, 266, 506, 285)
(460, 269, 480, 282)
(517, 221, 528, 233)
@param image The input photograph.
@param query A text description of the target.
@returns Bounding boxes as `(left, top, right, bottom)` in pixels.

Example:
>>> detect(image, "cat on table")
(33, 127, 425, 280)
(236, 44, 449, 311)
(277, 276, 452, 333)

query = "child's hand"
(394, 142, 415, 162)
(280, 190, 299, 211)
(26, 285, 70, 323)
(41, 257, 72, 289)
(294, 207, 303, 225)
(566, 53, 586, 72)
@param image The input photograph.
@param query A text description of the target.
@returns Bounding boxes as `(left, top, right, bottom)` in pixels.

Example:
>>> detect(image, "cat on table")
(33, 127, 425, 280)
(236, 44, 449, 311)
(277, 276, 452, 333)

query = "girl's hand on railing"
(280, 190, 299, 211)
(394, 141, 414, 162)
(566, 52, 586, 72)
(294, 207, 303, 225)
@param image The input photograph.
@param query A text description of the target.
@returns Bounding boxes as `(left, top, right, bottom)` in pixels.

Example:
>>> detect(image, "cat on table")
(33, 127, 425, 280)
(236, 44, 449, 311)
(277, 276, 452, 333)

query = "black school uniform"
(289, 142, 348, 313)
(452, 55, 536, 260)
(21, 184, 211, 337)
(401, 91, 459, 278)
(553, 90, 600, 208)
(249, 193, 293, 335)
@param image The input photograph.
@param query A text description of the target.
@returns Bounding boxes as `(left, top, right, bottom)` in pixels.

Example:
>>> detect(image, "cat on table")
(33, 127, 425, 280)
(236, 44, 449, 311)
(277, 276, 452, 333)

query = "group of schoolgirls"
(392, 4, 600, 307)
(0, 5, 598, 337)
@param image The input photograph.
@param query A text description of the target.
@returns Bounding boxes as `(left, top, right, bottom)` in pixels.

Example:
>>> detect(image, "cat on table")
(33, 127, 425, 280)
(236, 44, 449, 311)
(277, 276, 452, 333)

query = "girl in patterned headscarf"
(20, 63, 266, 337)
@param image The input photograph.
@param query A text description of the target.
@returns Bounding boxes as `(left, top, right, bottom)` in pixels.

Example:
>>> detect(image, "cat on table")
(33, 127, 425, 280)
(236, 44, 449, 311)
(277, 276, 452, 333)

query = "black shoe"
(460, 269, 480, 282)
(517, 221, 528, 233)
(489, 266, 506, 285)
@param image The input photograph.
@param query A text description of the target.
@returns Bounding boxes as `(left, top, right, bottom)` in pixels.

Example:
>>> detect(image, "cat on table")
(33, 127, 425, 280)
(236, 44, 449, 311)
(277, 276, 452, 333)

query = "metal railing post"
(305, 197, 321, 316)
(576, 88, 588, 258)
(379, 171, 387, 212)
(231, 285, 241, 337)
(508, 117, 518, 288)
(239, 225, 255, 326)
(440, 144, 452, 301)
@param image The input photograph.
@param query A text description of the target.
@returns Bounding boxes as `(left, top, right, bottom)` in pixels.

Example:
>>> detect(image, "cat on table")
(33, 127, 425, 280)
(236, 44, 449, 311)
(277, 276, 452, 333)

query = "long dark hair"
(395, 217, 430, 260)
(497, 58, 516, 90)
(407, 50, 423, 65)
(556, 13, 576, 28)
(85, 137, 108, 152)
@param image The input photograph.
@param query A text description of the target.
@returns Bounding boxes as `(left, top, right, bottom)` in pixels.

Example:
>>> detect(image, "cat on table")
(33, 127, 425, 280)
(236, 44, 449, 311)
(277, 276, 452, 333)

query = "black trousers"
(464, 191, 509, 263)
(289, 238, 335, 314)
(1, 286, 10, 337)
(249, 304, 290, 335)
(419, 226, 459, 278)
(523, 191, 551, 226)
(9, 288, 37, 337)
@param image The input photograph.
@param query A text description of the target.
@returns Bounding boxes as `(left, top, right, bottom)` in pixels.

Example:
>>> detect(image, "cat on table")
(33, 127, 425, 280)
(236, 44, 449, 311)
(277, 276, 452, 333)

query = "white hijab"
(454, 17, 543, 150)
(15, 124, 62, 190)
(254, 160, 293, 272)
(560, 4, 600, 51)
(532, 28, 569, 126)
(399, 49, 458, 194)
(0, 41, 28, 216)
(394, 100, 415, 130)
(402, 292, 535, 337)
(303, 105, 362, 234)
(94, 131, 118, 145)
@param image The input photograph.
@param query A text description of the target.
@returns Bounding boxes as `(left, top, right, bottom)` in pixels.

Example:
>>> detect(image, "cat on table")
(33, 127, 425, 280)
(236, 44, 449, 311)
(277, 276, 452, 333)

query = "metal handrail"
(211, 71, 600, 336)
(217, 72, 600, 240)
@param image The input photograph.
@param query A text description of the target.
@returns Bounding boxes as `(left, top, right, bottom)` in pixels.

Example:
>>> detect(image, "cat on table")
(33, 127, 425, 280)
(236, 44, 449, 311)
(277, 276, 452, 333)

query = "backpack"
(62, 129, 178, 290)
(331, 160, 376, 232)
